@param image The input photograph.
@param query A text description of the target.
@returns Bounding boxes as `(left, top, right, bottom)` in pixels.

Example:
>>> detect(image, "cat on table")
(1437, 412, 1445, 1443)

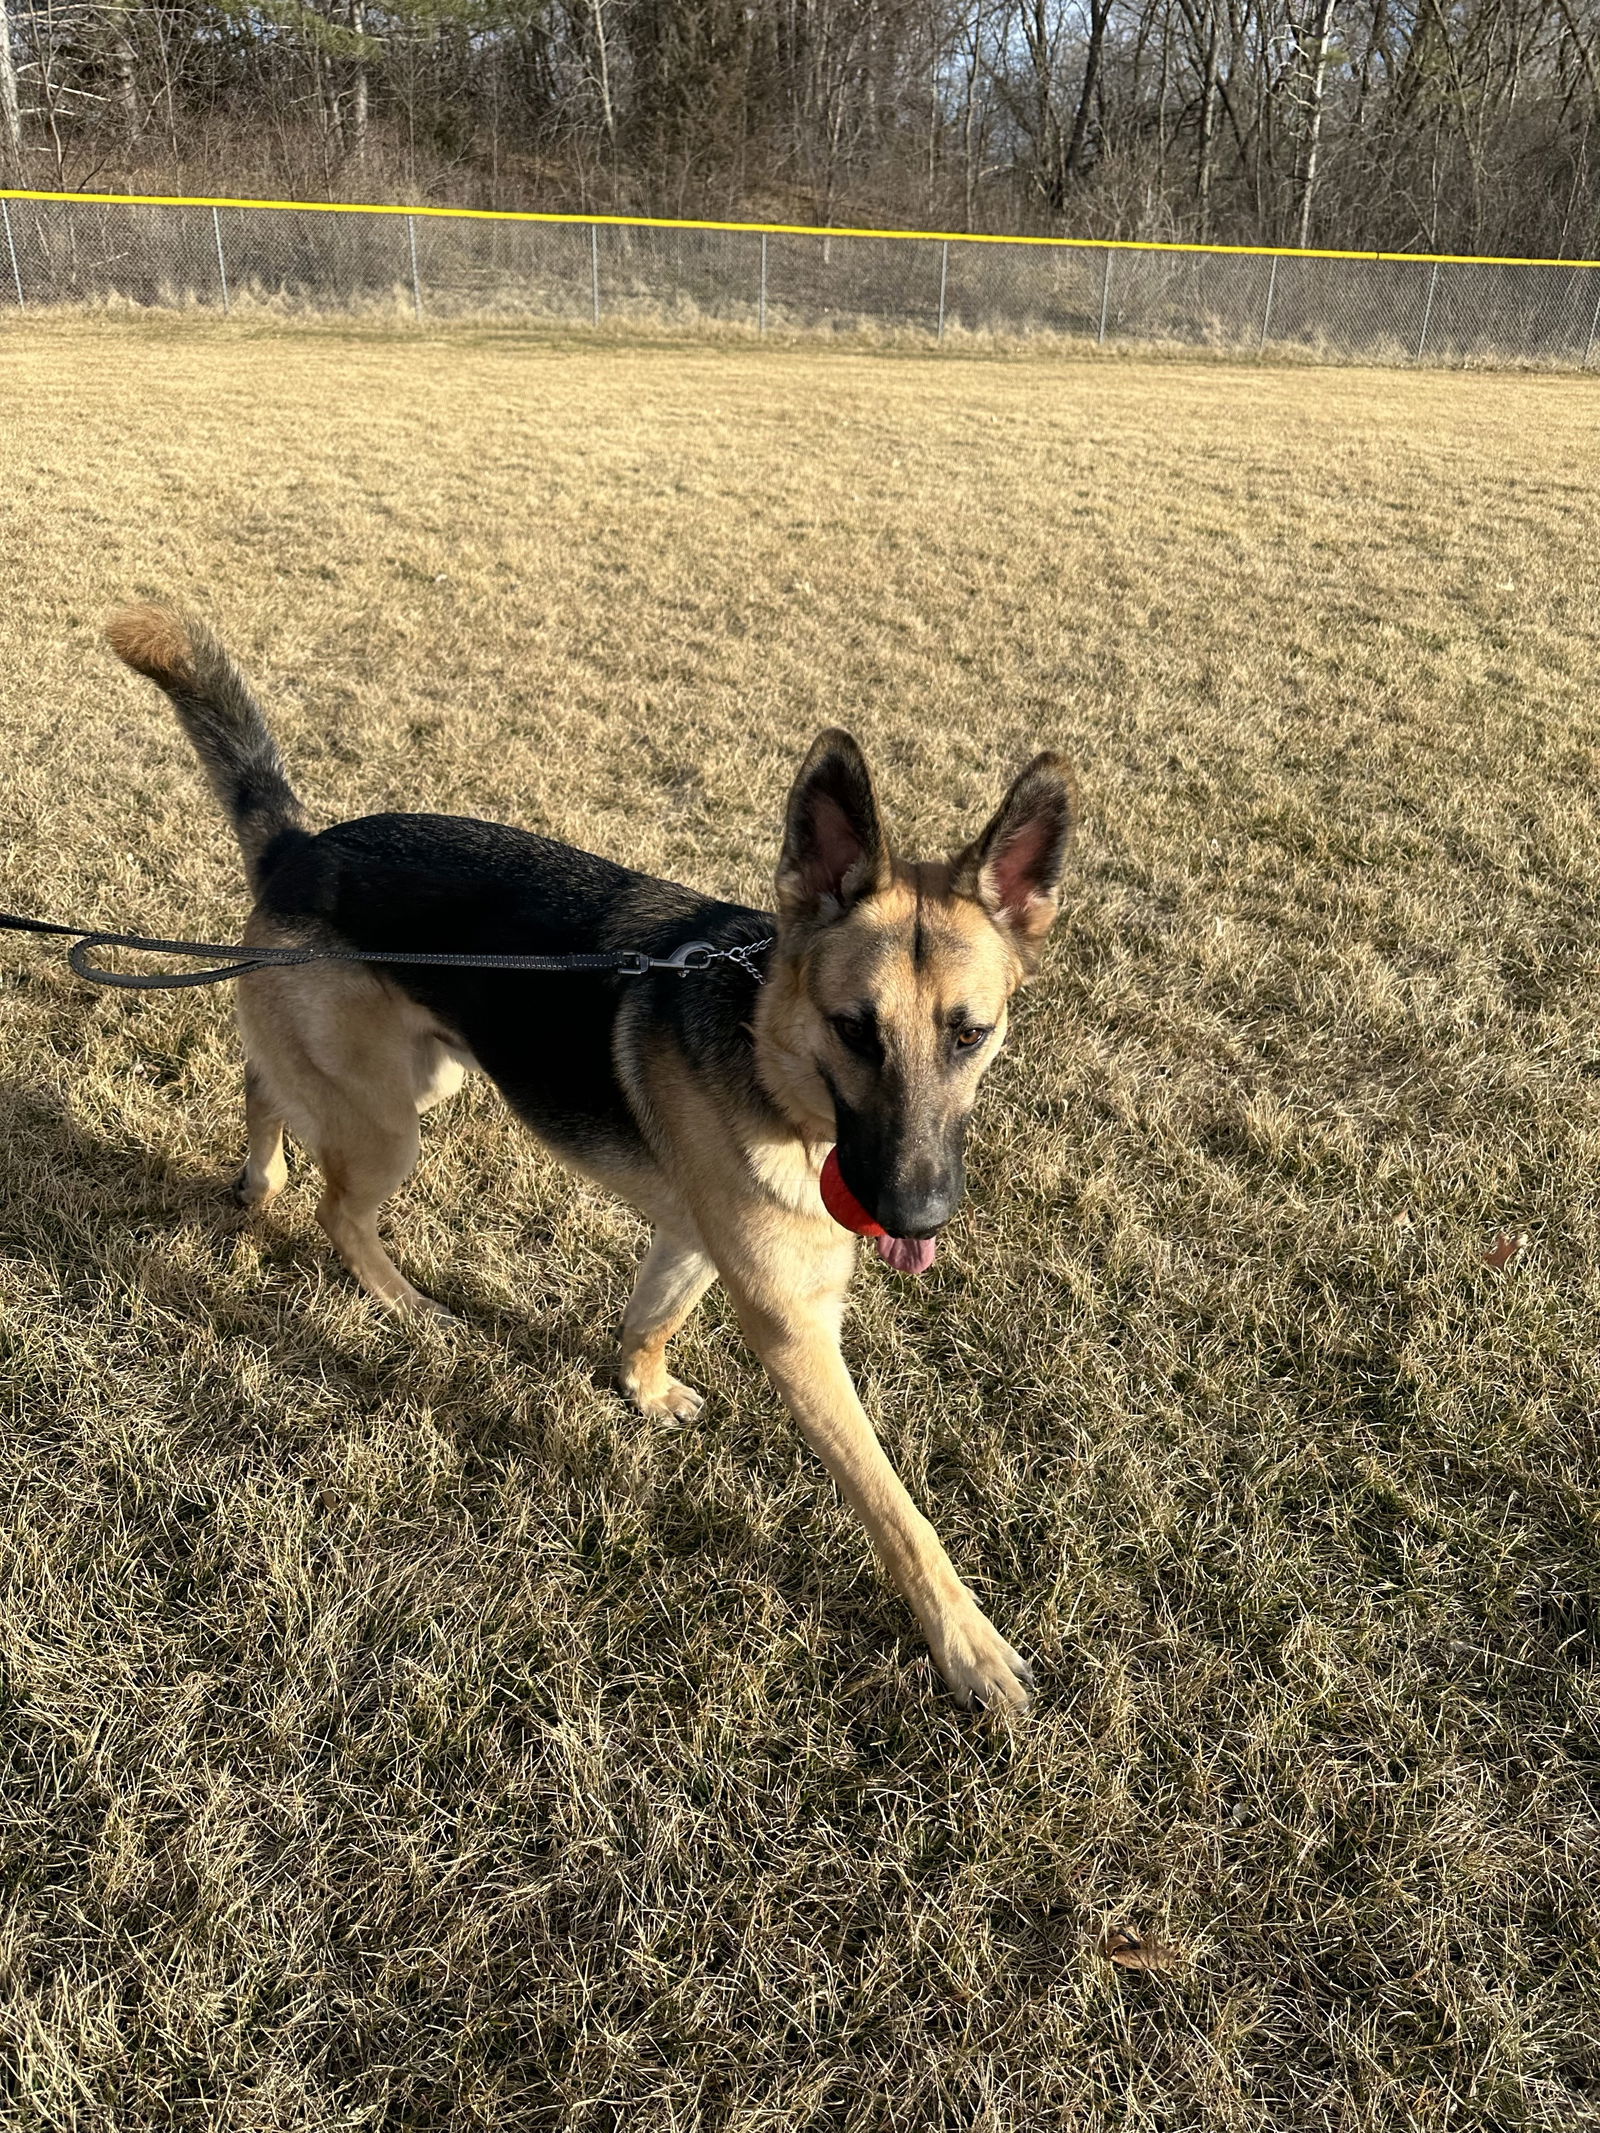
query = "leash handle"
(66, 935, 304, 989)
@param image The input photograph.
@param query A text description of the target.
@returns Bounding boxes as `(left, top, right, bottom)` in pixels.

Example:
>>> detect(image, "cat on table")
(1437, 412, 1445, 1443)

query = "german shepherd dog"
(107, 605, 1077, 1711)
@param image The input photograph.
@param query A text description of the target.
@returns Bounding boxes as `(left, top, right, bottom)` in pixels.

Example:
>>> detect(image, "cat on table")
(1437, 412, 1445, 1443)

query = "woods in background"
(2, 0, 1597, 256)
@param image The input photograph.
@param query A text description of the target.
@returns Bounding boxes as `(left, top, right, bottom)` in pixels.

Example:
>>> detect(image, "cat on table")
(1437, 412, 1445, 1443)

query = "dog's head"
(758, 729, 1077, 1258)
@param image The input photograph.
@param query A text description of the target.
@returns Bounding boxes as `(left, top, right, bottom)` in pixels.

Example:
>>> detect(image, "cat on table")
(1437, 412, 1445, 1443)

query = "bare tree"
(0, 1, 22, 173)
(1293, 0, 1337, 243)
(1, 0, 1595, 260)
(349, 0, 369, 164)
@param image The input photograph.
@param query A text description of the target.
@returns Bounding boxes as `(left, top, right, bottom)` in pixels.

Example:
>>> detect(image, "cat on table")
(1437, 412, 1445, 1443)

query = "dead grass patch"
(2, 319, 1599, 2130)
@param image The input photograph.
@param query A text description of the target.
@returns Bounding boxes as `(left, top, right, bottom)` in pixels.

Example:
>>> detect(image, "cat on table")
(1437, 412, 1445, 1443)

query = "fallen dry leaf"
(1483, 1230, 1529, 1270)
(1100, 1927, 1185, 1972)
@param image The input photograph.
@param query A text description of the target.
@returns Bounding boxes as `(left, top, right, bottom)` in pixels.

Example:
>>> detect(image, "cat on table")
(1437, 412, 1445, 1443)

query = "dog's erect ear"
(776, 729, 893, 922)
(950, 753, 1078, 963)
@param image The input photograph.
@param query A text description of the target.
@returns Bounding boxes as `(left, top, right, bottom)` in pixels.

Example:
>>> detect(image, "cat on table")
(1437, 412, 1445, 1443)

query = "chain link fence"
(4, 192, 1600, 369)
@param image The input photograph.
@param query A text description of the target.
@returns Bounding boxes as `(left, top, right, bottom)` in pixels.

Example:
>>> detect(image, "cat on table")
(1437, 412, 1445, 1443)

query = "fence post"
(1, 200, 22, 309)
(211, 205, 231, 314)
(937, 239, 949, 342)
(1583, 271, 1600, 368)
(1259, 255, 1278, 350)
(1415, 261, 1438, 361)
(590, 223, 600, 327)
(759, 232, 767, 336)
(211, 205, 230, 314)
(1097, 247, 1113, 344)
(407, 214, 422, 317)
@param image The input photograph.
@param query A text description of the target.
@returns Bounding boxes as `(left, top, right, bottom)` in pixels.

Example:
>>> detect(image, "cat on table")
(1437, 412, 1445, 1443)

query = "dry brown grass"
(2, 313, 1599, 2131)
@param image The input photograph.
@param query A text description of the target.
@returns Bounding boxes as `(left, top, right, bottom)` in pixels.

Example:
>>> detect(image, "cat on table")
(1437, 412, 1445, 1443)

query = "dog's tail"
(106, 603, 310, 885)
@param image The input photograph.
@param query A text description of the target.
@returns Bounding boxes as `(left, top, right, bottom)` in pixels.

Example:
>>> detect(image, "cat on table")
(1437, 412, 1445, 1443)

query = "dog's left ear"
(951, 753, 1078, 965)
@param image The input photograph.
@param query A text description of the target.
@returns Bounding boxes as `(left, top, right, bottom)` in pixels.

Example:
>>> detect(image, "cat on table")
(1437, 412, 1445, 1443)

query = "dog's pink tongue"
(874, 1234, 937, 1276)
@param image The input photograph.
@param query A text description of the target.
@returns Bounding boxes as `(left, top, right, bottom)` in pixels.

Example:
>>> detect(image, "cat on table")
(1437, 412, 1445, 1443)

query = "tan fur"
(230, 869, 1044, 1711)
(234, 923, 473, 1316)
(754, 871, 1018, 1160)
(106, 601, 309, 877)
(104, 603, 197, 690)
(629, 1030, 1032, 1708)
(618, 1226, 717, 1420)
(171, 701, 1077, 1714)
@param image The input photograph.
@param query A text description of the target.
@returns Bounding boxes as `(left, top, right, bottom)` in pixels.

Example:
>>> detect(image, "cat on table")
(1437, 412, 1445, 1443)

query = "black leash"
(0, 910, 774, 993)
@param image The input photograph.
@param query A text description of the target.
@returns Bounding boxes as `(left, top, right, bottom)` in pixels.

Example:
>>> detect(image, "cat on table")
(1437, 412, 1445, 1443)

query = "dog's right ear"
(776, 729, 893, 922)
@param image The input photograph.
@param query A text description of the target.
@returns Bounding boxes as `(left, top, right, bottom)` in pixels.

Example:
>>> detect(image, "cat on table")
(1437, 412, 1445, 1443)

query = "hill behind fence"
(4, 191, 1600, 370)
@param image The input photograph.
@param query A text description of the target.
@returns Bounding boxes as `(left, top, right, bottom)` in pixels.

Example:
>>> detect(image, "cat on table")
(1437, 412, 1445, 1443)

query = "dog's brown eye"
(954, 1026, 990, 1052)
(831, 1011, 882, 1063)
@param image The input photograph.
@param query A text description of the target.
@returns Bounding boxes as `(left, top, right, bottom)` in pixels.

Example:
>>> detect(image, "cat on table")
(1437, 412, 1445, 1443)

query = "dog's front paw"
(645, 1379, 706, 1423)
(621, 1368, 705, 1423)
(407, 1290, 460, 1324)
(372, 1280, 458, 1323)
(928, 1601, 1035, 1713)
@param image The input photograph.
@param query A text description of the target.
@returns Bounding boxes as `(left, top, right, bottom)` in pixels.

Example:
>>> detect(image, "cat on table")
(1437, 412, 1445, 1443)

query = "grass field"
(3, 316, 1599, 2131)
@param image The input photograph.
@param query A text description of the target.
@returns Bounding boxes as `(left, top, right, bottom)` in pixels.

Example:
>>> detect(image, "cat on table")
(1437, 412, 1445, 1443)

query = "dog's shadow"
(0, 1077, 616, 1400)
(0, 1080, 915, 1693)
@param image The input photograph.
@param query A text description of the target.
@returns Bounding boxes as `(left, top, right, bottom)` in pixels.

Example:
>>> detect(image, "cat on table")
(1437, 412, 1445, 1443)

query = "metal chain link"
(2, 195, 1595, 367)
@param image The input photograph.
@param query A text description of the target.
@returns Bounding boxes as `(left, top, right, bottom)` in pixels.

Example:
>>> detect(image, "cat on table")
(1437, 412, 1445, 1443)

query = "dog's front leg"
(719, 1254, 1035, 1713)
(620, 1224, 716, 1422)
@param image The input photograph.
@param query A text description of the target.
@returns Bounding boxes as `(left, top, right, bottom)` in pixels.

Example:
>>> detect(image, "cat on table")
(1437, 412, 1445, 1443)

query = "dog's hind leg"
(311, 1105, 450, 1317)
(620, 1226, 716, 1421)
(233, 1063, 289, 1208)
(237, 967, 455, 1318)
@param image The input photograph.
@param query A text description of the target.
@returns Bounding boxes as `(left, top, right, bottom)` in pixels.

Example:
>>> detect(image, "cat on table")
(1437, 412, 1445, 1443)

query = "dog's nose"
(871, 1177, 962, 1240)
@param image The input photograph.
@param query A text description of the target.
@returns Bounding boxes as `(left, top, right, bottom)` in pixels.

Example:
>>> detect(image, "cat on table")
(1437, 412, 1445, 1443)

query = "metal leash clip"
(621, 940, 719, 977)
(617, 939, 773, 978)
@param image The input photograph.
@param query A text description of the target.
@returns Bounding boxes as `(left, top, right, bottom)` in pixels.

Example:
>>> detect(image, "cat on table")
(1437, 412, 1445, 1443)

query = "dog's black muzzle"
(833, 1093, 967, 1239)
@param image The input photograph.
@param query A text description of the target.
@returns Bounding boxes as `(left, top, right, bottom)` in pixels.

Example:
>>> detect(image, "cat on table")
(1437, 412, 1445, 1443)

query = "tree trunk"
(1295, 0, 1338, 247)
(314, 33, 339, 166)
(97, 2, 139, 144)
(591, 0, 616, 149)
(1197, 2, 1219, 238)
(0, 0, 23, 173)
(957, 2, 984, 231)
(1066, 0, 1112, 180)
(349, 0, 369, 165)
